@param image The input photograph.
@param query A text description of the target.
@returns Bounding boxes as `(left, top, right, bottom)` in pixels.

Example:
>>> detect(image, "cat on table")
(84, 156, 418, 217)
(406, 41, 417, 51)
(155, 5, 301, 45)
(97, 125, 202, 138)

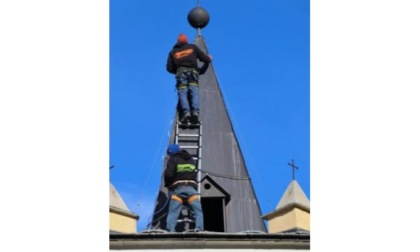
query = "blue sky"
(110, 0, 309, 231)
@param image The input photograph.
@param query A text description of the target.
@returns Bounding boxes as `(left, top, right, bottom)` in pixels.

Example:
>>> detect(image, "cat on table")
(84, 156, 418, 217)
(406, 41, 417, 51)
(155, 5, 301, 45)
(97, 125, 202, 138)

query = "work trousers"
(176, 68, 200, 114)
(166, 185, 203, 232)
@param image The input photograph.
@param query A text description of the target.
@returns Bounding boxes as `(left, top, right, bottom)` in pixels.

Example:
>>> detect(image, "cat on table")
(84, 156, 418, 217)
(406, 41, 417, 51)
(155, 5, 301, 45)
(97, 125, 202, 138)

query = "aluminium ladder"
(173, 120, 203, 231)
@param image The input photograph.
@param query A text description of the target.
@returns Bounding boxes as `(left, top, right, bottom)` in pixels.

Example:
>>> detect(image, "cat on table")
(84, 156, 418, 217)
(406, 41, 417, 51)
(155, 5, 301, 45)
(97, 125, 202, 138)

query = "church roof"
(110, 183, 129, 211)
(276, 180, 310, 211)
(263, 180, 310, 220)
(110, 183, 139, 222)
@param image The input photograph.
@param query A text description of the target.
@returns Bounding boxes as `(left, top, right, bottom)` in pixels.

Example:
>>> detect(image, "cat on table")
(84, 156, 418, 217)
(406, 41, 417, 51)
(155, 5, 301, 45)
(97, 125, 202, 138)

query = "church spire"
(150, 5, 266, 233)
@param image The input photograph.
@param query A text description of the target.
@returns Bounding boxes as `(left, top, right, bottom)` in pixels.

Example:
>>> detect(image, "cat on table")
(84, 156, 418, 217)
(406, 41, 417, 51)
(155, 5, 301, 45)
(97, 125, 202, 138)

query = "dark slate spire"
(151, 34, 267, 233)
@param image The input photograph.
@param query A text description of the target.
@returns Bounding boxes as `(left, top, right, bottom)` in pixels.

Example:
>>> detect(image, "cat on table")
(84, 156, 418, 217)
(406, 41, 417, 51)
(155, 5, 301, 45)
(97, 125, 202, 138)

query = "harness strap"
(171, 180, 197, 186)
(177, 82, 199, 89)
(170, 194, 199, 205)
(187, 194, 199, 204)
(170, 194, 183, 203)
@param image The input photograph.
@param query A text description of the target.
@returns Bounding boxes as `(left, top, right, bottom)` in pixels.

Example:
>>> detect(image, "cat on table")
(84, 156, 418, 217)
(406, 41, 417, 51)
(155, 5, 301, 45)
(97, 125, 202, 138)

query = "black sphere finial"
(187, 7, 210, 29)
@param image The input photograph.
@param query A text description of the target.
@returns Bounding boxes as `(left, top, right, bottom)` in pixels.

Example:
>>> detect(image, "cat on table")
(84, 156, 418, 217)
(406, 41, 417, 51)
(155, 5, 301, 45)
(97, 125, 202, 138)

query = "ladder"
(173, 120, 203, 231)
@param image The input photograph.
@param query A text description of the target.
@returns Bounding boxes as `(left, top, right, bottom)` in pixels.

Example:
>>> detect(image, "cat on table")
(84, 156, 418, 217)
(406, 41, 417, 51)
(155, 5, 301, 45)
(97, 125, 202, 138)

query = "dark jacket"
(166, 42, 212, 74)
(164, 150, 198, 189)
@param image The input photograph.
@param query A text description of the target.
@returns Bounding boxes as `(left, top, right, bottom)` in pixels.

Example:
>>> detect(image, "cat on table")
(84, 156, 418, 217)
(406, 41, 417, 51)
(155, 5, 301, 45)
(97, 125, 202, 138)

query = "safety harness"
(176, 67, 199, 89)
(170, 194, 199, 204)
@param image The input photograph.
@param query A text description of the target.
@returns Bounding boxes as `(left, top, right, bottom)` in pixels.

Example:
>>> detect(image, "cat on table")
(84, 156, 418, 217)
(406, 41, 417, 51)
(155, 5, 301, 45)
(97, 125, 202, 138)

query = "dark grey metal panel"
(201, 176, 230, 198)
(152, 35, 266, 233)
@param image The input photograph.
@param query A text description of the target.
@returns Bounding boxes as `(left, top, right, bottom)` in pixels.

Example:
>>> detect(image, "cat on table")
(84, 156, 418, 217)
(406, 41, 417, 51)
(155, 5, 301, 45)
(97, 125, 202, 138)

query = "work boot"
(190, 111, 200, 124)
(180, 112, 191, 124)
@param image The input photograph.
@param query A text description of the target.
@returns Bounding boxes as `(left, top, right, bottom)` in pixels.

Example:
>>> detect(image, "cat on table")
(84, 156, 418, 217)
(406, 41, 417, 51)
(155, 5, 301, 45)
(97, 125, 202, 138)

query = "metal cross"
(288, 159, 299, 180)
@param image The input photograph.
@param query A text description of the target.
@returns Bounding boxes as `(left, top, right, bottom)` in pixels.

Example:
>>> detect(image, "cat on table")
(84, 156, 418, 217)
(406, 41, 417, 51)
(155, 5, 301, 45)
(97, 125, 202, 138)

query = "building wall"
(110, 211, 137, 233)
(295, 208, 310, 231)
(268, 208, 309, 233)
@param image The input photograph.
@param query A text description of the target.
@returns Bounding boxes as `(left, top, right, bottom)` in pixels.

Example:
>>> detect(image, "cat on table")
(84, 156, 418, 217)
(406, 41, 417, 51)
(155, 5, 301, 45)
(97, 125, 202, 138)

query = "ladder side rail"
(197, 123, 203, 198)
(173, 122, 202, 230)
(174, 121, 180, 144)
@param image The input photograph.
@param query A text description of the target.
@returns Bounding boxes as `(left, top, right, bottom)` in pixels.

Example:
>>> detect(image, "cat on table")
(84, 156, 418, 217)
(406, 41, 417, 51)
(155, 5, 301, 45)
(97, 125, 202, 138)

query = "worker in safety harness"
(166, 33, 212, 125)
(164, 143, 203, 232)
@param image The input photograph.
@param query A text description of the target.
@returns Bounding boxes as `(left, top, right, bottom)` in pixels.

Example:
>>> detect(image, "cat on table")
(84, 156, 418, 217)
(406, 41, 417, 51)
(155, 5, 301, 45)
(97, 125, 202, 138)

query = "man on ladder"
(164, 143, 204, 232)
(166, 33, 212, 125)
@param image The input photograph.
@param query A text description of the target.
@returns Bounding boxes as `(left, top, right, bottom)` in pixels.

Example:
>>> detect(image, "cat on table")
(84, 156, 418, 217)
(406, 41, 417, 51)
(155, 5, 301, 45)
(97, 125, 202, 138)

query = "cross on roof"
(288, 159, 299, 180)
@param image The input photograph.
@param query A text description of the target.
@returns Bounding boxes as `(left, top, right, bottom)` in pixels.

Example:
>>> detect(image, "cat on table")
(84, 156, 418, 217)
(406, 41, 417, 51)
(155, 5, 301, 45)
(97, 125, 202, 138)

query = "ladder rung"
(180, 146, 200, 149)
(177, 122, 202, 126)
(178, 133, 200, 137)
(177, 219, 195, 223)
